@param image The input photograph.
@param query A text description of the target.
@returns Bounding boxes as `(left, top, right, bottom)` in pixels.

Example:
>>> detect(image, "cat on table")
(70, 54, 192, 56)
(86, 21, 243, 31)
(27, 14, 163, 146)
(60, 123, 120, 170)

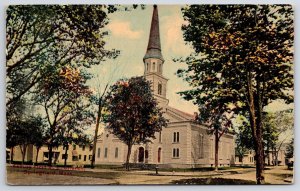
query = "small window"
(147, 63, 149, 71)
(79, 155, 81, 160)
(152, 62, 155, 71)
(173, 148, 180, 158)
(89, 145, 93, 151)
(158, 83, 162, 95)
(115, 147, 118, 158)
(84, 155, 87, 161)
(173, 132, 176, 143)
(173, 132, 179, 143)
(82, 145, 85, 151)
(97, 148, 101, 158)
(104, 148, 108, 158)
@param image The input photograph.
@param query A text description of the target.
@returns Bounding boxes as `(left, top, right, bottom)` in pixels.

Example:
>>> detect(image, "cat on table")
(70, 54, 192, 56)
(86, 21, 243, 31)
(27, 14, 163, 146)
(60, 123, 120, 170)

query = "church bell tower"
(143, 5, 169, 108)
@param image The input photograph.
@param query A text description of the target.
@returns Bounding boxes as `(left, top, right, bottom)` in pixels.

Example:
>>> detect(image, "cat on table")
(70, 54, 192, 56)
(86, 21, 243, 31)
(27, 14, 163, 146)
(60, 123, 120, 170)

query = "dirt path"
(6, 165, 293, 185)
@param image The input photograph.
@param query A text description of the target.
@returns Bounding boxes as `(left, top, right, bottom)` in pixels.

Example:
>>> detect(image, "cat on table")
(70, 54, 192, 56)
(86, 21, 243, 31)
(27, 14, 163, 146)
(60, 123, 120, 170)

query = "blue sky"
(88, 5, 294, 114)
(88, 5, 199, 114)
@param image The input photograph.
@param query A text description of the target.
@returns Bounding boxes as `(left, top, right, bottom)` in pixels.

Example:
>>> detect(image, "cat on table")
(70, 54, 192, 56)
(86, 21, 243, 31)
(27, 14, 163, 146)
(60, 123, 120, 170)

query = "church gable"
(164, 106, 194, 122)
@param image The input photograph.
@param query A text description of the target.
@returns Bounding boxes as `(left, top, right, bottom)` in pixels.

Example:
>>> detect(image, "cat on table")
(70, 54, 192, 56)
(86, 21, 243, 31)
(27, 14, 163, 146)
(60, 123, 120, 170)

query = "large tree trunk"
(91, 101, 102, 169)
(64, 145, 68, 167)
(125, 144, 132, 171)
(214, 129, 219, 171)
(20, 145, 27, 164)
(48, 144, 53, 166)
(35, 147, 40, 165)
(247, 71, 265, 184)
(255, 82, 265, 184)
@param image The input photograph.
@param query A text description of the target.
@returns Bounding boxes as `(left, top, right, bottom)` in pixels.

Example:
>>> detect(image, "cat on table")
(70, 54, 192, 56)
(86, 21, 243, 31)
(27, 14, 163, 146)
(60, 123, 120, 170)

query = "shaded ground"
(172, 177, 256, 185)
(6, 165, 293, 185)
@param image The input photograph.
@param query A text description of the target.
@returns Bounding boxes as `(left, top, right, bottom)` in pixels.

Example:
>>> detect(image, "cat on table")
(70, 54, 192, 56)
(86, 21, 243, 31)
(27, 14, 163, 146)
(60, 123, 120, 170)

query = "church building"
(95, 5, 235, 168)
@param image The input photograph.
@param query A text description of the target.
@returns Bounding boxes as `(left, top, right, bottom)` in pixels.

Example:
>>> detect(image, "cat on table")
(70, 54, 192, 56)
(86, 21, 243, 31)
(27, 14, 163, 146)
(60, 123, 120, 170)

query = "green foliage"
(178, 4, 293, 117)
(178, 5, 293, 183)
(35, 65, 94, 165)
(105, 77, 168, 146)
(6, 5, 120, 106)
(285, 138, 294, 159)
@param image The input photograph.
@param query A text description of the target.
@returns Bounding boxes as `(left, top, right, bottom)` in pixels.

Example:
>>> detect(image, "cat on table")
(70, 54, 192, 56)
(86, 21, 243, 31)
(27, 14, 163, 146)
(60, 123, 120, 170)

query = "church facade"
(95, 5, 235, 168)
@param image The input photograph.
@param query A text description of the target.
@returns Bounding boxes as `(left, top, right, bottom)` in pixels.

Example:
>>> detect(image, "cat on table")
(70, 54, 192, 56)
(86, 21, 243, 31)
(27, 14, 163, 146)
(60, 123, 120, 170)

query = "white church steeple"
(143, 5, 168, 108)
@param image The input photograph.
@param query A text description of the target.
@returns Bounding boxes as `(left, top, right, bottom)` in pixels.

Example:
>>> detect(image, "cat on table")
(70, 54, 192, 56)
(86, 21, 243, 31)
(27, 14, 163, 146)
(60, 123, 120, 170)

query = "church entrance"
(138, 147, 144, 163)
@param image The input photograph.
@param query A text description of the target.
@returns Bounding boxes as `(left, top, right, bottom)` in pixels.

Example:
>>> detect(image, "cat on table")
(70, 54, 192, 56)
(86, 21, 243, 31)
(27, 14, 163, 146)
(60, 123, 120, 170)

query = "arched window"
(158, 83, 162, 95)
(158, 63, 162, 73)
(146, 63, 149, 71)
(158, 148, 162, 163)
(152, 62, 155, 71)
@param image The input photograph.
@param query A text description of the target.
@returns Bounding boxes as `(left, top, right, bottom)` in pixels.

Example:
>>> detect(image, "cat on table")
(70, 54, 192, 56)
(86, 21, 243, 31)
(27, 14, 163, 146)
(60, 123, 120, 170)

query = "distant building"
(95, 5, 235, 168)
(235, 150, 255, 166)
(7, 144, 93, 166)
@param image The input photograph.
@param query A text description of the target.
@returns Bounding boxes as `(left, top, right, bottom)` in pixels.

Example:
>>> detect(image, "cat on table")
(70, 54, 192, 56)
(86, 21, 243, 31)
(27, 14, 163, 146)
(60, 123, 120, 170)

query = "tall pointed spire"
(143, 5, 164, 62)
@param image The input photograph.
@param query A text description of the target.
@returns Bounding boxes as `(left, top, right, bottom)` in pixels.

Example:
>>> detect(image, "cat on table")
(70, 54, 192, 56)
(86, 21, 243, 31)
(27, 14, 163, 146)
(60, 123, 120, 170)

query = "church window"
(104, 147, 108, 158)
(173, 132, 179, 143)
(115, 147, 118, 158)
(97, 148, 101, 158)
(173, 148, 180, 158)
(158, 63, 162, 73)
(158, 83, 162, 95)
(152, 62, 155, 71)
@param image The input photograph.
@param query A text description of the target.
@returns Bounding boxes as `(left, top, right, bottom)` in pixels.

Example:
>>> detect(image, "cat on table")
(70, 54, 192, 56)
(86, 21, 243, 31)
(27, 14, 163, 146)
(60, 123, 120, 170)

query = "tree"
(263, 110, 293, 165)
(6, 94, 44, 165)
(194, 105, 234, 171)
(178, 5, 293, 184)
(6, 5, 120, 107)
(104, 77, 168, 170)
(285, 138, 294, 159)
(35, 65, 93, 166)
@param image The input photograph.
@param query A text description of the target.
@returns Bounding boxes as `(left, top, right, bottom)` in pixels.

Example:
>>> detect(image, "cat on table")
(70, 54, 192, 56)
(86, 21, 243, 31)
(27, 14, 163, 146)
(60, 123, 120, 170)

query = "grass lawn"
(7, 166, 121, 179)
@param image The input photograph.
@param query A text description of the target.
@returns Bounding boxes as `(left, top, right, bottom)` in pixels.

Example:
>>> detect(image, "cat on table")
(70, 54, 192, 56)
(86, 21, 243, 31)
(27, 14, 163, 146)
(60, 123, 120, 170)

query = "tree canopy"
(177, 5, 293, 184)
(105, 76, 168, 169)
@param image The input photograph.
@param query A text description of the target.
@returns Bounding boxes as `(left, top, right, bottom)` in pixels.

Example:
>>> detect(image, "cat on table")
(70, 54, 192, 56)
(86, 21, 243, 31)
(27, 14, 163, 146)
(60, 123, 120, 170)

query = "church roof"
(166, 106, 195, 121)
(143, 5, 164, 62)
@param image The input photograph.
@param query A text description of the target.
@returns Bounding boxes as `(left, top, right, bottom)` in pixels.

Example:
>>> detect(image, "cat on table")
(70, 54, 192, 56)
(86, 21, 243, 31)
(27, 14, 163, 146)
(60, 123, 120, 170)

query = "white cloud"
(107, 20, 143, 39)
(161, 13, 192, 55)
